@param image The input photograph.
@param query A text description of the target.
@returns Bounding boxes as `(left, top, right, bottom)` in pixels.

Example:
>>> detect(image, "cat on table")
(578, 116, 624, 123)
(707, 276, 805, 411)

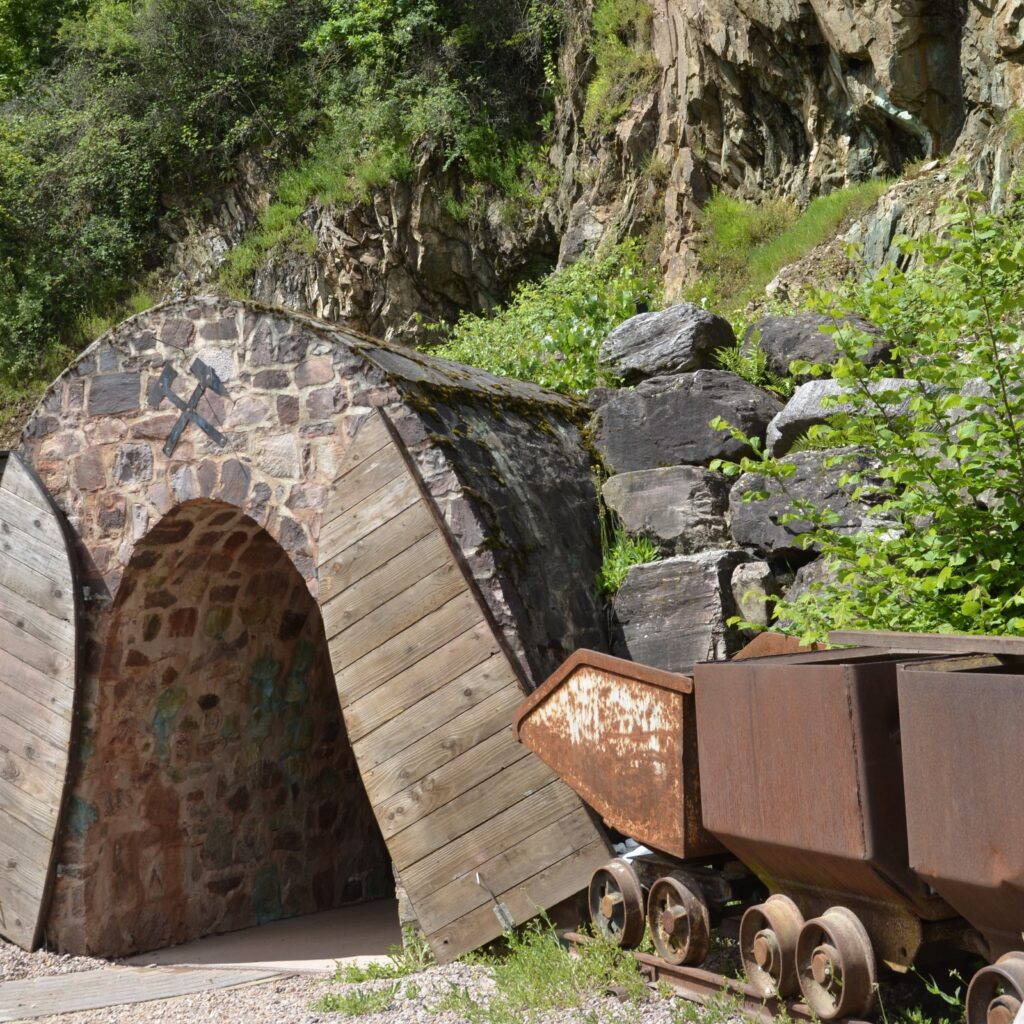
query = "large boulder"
(729, 449, 883, 561)
(745, 313, 889, 379)
(601, 467, 730, 554)
(731, 560, 782, 633)
(599, 303, 736, 384)
(591, 370, 784, 473)
(611, 550, 753, 672)
(765, 377, 923, 456)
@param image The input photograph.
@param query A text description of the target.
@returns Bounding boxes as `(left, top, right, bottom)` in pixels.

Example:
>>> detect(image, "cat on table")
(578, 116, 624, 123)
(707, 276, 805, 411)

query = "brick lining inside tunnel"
(57, 498, 390, 957)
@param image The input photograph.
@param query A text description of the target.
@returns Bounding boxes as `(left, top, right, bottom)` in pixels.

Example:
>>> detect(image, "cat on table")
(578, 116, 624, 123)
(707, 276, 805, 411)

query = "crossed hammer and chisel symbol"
(150, 358, 229, 457)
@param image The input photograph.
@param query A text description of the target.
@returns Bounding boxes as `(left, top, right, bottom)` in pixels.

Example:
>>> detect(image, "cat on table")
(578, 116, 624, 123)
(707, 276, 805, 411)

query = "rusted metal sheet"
(898, 655, 1024, 960)
(693, 648, 952, 969)
(731, 633, 821, 660)
(513, 650, 721, 860)
(830, 629, 1024, 657)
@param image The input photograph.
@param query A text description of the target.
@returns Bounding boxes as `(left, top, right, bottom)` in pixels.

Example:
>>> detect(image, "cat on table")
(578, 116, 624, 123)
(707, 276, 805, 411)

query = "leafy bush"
(687, 182, 890, 311)
(432, 240, 661, 394)
(714, 194, 1024, 641)
(713, 335, 794, 399)
(598, 522, 661, 595)
(583, 0, 659, 133)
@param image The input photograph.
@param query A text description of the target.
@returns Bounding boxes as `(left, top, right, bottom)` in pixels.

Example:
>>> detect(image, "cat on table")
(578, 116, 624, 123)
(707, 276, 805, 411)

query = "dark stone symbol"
(150, 358, 228, 457)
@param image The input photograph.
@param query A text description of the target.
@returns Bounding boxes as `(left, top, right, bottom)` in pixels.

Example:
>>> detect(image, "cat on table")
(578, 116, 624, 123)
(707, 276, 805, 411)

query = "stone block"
(730, 449, 884, 560)
(611, 549, 752, 672)
(765, 378, 916, 456)
(745, 312, 888, 380)
(592, 370, 783, 473)
(601, 466, 730, 553)
(730, 560, 781, 631)
(599, 303, 735, 384)
(112, 444, 153, 485)
(88, 373, 141, 416)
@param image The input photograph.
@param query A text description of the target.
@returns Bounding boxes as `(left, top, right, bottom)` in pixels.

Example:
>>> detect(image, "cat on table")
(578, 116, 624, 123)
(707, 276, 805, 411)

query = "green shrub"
(598, 523, 661, 594)
(713, 194, 1024, 641)
(713, 335, 794, 399)
(583, 0, 659, 133)
(315, 982, 399, 1016)
(688, 182, 890, 311)
(432, 240, 661, 394)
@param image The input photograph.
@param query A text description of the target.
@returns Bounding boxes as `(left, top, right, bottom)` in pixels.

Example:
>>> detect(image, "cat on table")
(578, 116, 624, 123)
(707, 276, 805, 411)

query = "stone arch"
(79, 498, 388, 956)
(15, 296, 608, 956)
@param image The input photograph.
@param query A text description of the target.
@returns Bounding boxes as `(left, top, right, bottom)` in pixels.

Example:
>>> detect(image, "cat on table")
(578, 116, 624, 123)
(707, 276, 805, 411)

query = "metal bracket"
(150, 358, 228, 457)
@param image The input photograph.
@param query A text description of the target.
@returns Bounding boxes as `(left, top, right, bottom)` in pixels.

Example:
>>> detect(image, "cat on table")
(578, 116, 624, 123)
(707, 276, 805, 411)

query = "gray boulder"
(600, 303, 736, 384)
(745, 313, 889, 379)
(592, 370, 784, 473)
(766, 377, 922, 456)
(602, 467, 730, 554)
(611, 550, 753, 672)
(729, 449, 883, 560)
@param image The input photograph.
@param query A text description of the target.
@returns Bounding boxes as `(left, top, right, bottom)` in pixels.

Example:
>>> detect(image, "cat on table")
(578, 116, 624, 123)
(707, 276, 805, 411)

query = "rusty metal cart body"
(895, 645, 1024, 1024)
(692, 645, 956, 1017)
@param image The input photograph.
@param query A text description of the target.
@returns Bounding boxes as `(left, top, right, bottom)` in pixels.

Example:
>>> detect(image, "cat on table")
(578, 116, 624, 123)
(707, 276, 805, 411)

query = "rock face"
(746, 313, 889, 380)
(611, 550, 752, 671)
(731, 560, 781, 632)
(591, 370, 783, 473)
(599, 303, 735, 383)
(730, 449, 881, 560)
(602, 466, 730, 553)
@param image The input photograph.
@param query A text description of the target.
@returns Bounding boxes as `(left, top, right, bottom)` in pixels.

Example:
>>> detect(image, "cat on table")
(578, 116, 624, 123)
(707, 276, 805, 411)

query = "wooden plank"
(374, 727, 530, 840)
(318, 473, 421, 568)
(829, 629, 1024, 657)
(0, 582, 76, 651)
(361, 681, 526, 795)
(0, 677, 73, 746)
(0, 489, 66, 552)
(426, 839, 609, 962)
(332, 590, 482, 706)
(328, 560, 466, 676)
(388, 755, 558, 871)
(324, 442, 408, 522)
(0, 556, 71, 618)
(0, 612, 74, 690)
(345, 639, 506, 745)
(318, 501, 436, 604)
(399, 780, 581, 895)
(0, 966, 284, 1022)
(415, 809, 600, 934)
(329, 412, 392, 482)
(321, 530, 451, 639)
(0, 453, 77, 951)
(0, 519, 73, 589)
(0, 774, 55, 845)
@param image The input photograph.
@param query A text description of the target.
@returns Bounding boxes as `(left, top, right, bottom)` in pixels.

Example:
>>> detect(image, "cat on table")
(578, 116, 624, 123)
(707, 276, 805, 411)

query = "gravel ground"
(2, 946, 710, 1024)
(0, 939, 112, 982)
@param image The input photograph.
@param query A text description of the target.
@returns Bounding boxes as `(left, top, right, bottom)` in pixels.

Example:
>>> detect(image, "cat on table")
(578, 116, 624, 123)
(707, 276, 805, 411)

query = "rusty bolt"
(811, 945, 839, 987)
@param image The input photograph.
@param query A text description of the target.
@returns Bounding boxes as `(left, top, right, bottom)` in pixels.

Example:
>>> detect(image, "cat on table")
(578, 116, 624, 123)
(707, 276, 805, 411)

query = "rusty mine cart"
(514, 632, 1024, 1024)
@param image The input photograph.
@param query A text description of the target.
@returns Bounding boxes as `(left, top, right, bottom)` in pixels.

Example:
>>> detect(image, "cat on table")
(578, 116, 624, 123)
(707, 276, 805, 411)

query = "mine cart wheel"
(796, 906, 876, 1020)
(646, 875, 711, 966)
(739, 894, 805, 998)
(966, 952, 1024, 1024)
(588, 859, 646, 948)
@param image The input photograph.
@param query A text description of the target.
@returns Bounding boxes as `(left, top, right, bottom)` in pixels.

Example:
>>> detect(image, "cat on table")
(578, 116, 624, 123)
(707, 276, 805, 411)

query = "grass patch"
(332, 927, 434, 984)
(316, 982, 399, 1016)
(583, 0, 659, 133)
(598, 522, 661, 594)
(432, 239, 661, 395)
(433, 922, 650, 1023)
(75, 285, 157, 345)
(687, 181, 890, 311)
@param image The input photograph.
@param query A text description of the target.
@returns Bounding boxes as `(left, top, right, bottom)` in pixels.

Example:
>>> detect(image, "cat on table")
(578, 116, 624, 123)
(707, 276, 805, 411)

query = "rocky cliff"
(164, 2, 1024, 345)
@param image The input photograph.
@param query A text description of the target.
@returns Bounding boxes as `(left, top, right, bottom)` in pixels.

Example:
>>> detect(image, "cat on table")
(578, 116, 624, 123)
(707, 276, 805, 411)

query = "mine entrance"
(88, 499, 389, 956)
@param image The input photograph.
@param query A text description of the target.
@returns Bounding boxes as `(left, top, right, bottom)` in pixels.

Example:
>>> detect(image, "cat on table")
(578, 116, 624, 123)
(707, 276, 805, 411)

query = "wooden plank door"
(317, 412, 610, 962)
(0, 453, 79, 950)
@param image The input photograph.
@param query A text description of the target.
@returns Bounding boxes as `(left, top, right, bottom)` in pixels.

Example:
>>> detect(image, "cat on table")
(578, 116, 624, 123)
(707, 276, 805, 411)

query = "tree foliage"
(714, 195, 1024, 641)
